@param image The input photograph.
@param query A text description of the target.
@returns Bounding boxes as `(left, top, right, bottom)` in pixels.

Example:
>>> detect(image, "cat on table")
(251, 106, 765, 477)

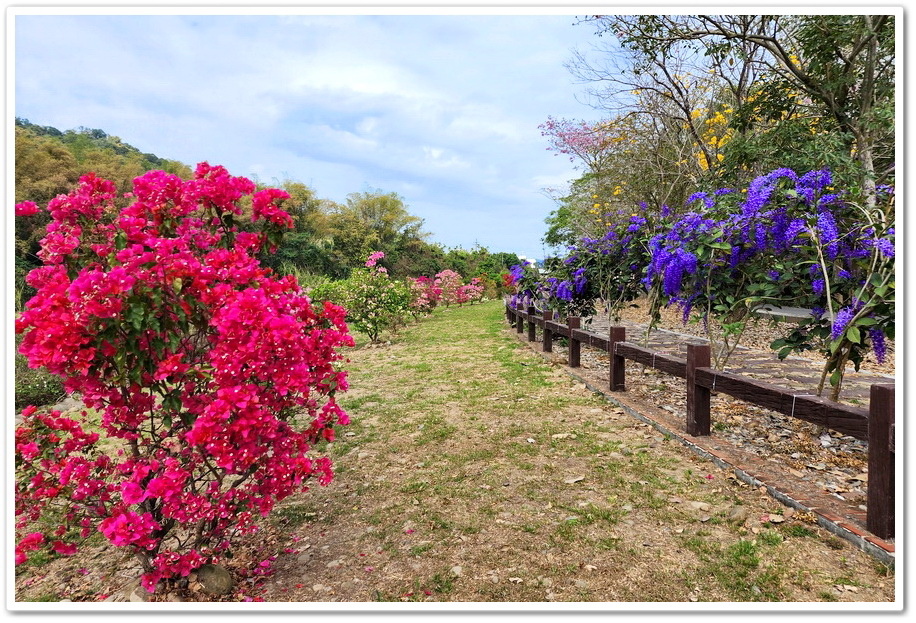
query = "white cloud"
(15, 12, 604, 258)
(421, 146, 470, 170)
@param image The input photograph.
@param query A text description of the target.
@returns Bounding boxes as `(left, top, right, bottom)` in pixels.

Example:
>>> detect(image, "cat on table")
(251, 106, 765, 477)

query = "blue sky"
(13, 9, 613, 261)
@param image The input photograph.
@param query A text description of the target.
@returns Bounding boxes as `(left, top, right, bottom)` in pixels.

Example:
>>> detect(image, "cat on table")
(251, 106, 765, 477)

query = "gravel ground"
(611, 298, 895, 377)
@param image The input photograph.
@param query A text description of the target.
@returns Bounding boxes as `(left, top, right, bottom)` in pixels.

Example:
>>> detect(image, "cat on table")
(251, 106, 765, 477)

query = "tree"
(326, 190, 429, 275)
(566, 22, 742, 186)
(15, 126, 82, 205)
(276, 180, 331, 236)
(576, 14, 895, 209)
(390, 238, 446, 277)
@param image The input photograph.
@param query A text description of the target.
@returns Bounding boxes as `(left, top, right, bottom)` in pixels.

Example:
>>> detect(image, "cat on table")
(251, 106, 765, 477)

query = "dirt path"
(252, 301, 894, 604)
(13, 301, 896, 606)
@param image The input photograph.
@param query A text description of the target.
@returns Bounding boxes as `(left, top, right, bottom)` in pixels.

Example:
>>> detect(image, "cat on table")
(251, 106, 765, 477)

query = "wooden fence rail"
(506, 302, 895, 540)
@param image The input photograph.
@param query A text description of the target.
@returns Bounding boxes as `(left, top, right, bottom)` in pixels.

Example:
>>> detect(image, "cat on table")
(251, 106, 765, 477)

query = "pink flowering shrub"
(310, 251, 411, 343)
(407, 276, 441, 317)
(433, 270, 484, 307)
(433, 269, 463, 307)
(364, 251, 386, 269)
(456, 277, 485, 305)
(14, 164, 353, 592)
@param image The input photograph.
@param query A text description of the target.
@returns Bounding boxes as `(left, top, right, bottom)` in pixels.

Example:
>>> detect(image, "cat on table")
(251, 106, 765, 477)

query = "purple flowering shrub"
(505, 260, 544, 312)
(537, 167, 894, 398)
(537, 258, 596, 319)
(558, 209, 663, 325)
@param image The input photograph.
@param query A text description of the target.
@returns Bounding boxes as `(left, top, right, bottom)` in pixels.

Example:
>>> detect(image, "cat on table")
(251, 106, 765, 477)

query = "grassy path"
(258, 300, 892, 603)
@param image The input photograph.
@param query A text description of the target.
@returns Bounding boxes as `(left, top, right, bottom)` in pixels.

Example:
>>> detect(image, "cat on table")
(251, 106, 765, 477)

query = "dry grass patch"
(14, 301, 894, 605)
(255, 301, 893, 604)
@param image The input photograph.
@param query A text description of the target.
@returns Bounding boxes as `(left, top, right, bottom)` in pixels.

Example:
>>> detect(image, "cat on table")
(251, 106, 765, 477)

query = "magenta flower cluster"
(14, 163, 354, 592)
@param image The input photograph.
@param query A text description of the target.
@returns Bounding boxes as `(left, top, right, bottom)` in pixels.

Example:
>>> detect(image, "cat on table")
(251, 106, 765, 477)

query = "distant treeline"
(14, 118, 521, 302)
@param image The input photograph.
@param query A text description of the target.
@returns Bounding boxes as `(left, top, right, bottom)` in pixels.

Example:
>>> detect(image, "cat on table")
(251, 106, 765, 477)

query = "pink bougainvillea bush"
(14, 163, 353, 593)
(433, 269, 463, 307)
(407, 276, 441, 317)
(433, 270, 484, 307)
(456, 277, 485, 306)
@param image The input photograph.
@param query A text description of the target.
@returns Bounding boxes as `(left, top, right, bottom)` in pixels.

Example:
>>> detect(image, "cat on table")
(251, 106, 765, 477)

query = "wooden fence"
(505, 302, 895, 540)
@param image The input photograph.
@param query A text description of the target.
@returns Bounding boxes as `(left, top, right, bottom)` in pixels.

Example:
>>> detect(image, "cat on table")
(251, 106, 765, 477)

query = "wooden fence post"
(686, 344, 711, 436)
(527, 306, 537, 342)
(608, 327, 626, 391)
(515, 305, 525, 334)
(542, 310, 553, 352)
(867, 384, 895, 539)
(568, 316, 581, 368)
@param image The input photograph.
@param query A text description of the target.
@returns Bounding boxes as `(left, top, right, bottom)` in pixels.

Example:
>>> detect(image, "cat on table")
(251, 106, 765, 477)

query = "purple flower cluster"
(831, 306, 856, 340)
(571, 267, 587, 294)
(510, 264, 526, 281)
(686, 192, 715, 209)
(627, 216, 647, 233)
(876, 184, 895, 197)
(869, 328, 887, 363)
(661, 249, 698, 297)
(795, 169, 832, 203)
(874, 238, 895, 258)
(741, 168, 796, 217)
(816, 211, 840, 259)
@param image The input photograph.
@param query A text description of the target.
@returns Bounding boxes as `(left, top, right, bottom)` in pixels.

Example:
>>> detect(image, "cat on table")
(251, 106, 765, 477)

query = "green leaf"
(847, 326, 861, 344)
